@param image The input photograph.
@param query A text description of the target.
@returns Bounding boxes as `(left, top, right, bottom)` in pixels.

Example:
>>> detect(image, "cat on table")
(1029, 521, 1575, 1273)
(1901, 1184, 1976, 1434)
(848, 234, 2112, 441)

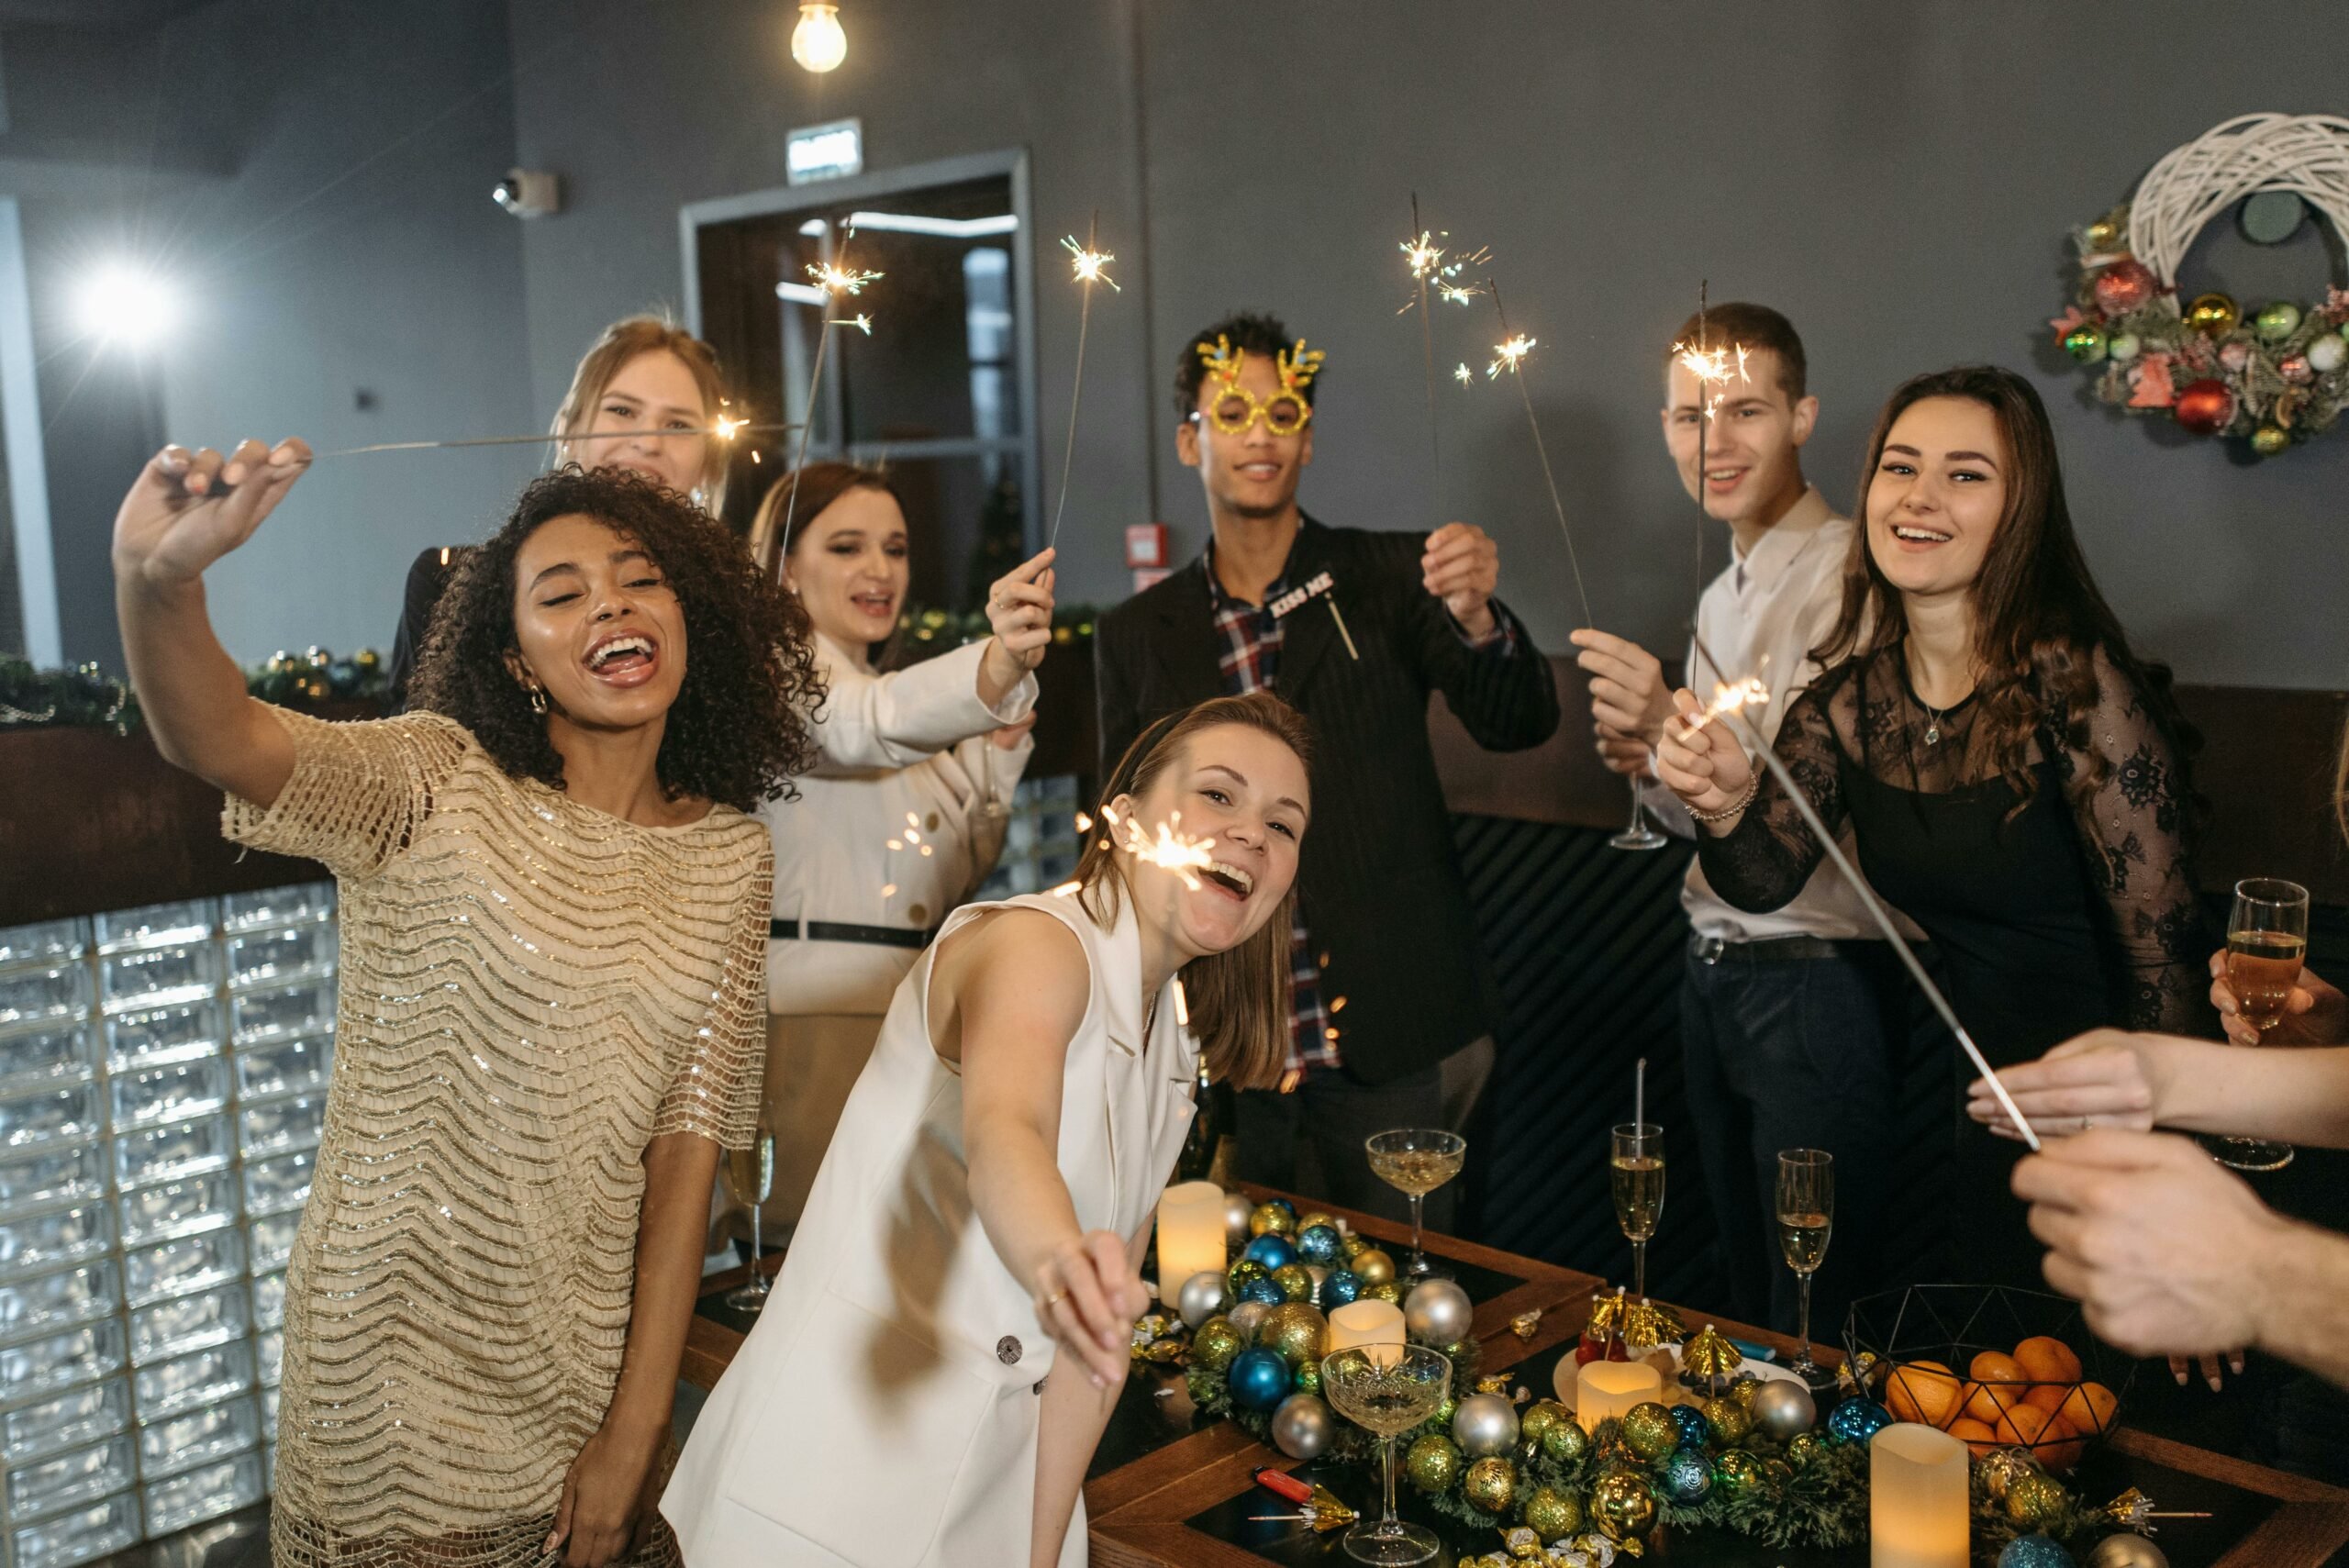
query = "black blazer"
(1094, 517, 1559, 1085)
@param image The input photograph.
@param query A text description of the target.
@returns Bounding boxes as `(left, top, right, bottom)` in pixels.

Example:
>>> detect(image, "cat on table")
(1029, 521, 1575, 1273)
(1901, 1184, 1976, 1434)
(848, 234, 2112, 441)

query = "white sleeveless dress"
(662, 890, 1200, 1568)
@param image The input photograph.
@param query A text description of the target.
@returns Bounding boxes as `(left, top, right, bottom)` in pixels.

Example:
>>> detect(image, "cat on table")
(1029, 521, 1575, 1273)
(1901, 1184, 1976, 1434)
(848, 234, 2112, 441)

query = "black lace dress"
(1696, 642, 2207, 1284)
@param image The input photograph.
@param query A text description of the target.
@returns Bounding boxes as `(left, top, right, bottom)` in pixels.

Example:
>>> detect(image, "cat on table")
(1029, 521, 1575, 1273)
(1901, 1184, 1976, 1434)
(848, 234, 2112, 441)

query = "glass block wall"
(0, 884, 336, 1568)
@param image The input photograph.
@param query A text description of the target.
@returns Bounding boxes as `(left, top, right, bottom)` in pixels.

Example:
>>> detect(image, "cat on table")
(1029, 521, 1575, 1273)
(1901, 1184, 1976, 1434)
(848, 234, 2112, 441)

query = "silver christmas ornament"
(1403, 1278, 1475, 1347)
(1452, 1390, 1520, 1458)
(1226, 1299, 1271, 1342)
(1749, 1378, 1817, 1441)
(1224, 1191, 1254, 1247)
(1271, 1392, 1334, 1459)
(1175, 1270, 1230, 1329)
(2086, 1538, 2168, 1568)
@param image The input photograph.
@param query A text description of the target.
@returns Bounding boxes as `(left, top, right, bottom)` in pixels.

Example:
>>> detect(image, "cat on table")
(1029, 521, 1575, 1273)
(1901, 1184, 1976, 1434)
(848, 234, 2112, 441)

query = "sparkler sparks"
(1485, 278, 1595, 630)
(1101, 804, 1218, 892)
(774, 228, 881, 561)
(1685, 674, 1771, 731)
(808, 259, 884, 296)
(302, 421, 793, 462)
(1048, 213, 1118, 550)
(1453, 362, 1473, 386)
(1486, 332, 1536, 379)
(1062, 233, 1120, 292)
(829, 315, 874, 335)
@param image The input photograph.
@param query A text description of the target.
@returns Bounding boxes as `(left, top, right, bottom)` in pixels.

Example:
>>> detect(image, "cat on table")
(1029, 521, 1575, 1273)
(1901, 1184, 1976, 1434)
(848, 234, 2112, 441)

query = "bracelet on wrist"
(1686, 773, 1759, 824)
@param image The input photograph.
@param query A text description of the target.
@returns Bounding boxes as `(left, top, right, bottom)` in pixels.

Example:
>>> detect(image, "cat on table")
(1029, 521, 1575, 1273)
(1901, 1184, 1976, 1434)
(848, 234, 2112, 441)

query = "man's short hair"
(1174, 311, 1315, 422)
(1667, 302, 1806, 402)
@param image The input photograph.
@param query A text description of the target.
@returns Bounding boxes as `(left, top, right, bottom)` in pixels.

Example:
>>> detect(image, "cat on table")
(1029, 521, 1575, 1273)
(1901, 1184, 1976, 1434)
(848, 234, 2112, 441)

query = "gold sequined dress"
(223, 708, 770, 1568)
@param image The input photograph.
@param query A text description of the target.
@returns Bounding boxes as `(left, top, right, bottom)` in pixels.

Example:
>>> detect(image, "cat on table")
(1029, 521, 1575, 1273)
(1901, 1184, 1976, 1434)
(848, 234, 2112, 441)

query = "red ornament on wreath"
(2092, 259, 2157, 317)
(2172, 378, 2234, 436)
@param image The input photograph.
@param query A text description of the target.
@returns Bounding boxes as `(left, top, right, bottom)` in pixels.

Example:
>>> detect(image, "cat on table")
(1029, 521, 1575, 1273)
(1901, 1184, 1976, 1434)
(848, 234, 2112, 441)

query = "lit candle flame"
(1061, 234, 1120, 292)
(1487, 333, 1536, 379)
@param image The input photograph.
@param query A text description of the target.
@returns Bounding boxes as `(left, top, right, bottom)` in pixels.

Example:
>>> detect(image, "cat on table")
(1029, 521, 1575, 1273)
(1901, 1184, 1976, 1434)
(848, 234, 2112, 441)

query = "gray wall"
(508, 0, 2349, 688)
(4, 0, 537, 668)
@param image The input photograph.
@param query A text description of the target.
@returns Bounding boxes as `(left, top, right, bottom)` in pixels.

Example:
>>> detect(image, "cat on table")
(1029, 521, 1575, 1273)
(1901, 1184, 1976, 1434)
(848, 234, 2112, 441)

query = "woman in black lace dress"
(1655, 366, 2206, 1285)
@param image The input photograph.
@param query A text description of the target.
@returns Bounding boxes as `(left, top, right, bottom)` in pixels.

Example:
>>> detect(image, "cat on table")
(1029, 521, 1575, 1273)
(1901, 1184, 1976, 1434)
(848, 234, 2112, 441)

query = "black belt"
(771, 918, 938, 951)
(1691, 933, 1876, 965)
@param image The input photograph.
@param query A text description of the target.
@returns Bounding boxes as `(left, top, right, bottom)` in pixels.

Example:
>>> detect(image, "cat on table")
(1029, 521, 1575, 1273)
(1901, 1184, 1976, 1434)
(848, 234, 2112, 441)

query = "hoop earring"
(527, 684, 549, 716)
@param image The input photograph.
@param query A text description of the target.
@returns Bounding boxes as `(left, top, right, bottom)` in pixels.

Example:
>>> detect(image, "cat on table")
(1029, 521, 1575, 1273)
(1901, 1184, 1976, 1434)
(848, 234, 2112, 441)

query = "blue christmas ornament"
(1320, 1269, 1364, 1307)
(1996, 1534, 2074, 1568)
(1296, 1224, 1342, 1265)
(1237, 1275, 1286, 1307)
(1826, 1397, 1892, 1445)
(1657, 1448, 1713, 1503)
(1669, 1404, 1712, 1451)
(1228, 1347, 1293, 1410)
(1242, 1233, 1299, 1273)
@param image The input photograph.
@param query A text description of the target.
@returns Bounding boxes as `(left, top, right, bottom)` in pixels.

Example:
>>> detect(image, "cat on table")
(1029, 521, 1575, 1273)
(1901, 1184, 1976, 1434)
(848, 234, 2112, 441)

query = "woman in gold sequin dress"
(110, 450, 822, 1568)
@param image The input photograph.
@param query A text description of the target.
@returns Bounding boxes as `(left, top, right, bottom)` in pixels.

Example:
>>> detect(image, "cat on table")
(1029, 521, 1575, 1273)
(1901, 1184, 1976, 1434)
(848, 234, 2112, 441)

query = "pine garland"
(0, 650, 388, 735)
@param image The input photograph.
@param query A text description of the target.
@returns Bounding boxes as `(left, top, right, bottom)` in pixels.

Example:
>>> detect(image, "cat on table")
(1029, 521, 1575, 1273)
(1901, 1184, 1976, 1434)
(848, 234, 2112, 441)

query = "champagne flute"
(1319, 1344, 1453, 1565)
(1610, 1123, 1664, 1298)
(1364, 1129, 1465, 1279)
(1775, 1149, 1833, 1387)
(2211, 877, 2309, 1173)
(1609, 775, 1668, 851)
(723, 1123, 778, 1311)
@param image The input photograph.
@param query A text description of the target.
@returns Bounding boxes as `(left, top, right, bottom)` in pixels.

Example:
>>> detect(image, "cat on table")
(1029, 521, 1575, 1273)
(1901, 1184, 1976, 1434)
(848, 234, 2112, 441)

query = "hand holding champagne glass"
(1775, 1149, 1833, 1386)
(1365, 1129, 1465, 1280)
(1320, 1344, 1452, 1565)
(2211, 878, 2308, 1173)
(1610, 1123, 1664, 1298)
(723, 1123, 778, 1311)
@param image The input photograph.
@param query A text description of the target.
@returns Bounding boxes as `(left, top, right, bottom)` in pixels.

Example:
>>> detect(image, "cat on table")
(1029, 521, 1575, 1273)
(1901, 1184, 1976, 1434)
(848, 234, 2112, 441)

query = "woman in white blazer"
(734, 462, 1061, 1239)
(664, 690, 1313, 1567)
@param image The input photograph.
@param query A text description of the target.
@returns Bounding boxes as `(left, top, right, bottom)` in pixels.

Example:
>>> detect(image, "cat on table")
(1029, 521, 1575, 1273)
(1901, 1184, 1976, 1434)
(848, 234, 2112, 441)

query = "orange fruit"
(2013, 1335, 2084, 1384)
(2023, 1381, 2069, 1414)
(1945, 1416, 1999, 1459)
(1958, 1378, 2017, 1426)
(2055, 1382, 2119, 1437)
(1885, 1361, 1962, 1429)
(1995, 1403, 2058, 1451)
(2035, 1411, 2086, 1472)
(1970, 1351, 2026, 1385)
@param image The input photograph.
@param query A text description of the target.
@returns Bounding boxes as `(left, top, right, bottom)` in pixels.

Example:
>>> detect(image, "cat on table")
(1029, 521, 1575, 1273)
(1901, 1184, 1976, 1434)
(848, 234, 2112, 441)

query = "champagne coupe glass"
(1775, 1149, 1833, 1386)
(1365, 1129, 1466, 1279)
(2212, 877, 2309, 1173)
(1610, 1123, 1664, 1298)
(723, 1123, 779, 1311)
(1320, 1344, 1453, 1565)
(1610, 775, 1668, 851)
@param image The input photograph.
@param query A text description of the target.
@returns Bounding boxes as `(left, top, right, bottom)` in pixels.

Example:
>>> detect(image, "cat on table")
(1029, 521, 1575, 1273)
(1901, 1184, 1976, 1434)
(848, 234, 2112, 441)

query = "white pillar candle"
(1870, 1423, 1968, 1568)
(1154, 1181, 1227, 1305)
(1570, 1360, 1664, 1432)
(1327, 1300, 1407, 1368)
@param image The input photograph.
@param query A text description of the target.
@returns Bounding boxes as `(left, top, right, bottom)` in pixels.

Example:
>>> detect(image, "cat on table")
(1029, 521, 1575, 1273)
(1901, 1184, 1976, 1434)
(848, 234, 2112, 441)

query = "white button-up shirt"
(1638, 486, 1914, 943)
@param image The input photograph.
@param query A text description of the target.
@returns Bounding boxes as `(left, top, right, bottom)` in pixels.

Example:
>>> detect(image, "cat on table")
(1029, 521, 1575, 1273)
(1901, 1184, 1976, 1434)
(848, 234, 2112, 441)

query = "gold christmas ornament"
(1257, 1301, 1328, 1368)
(1701, 1396, 1753, 1447)
(1463, 1456, 1520, 1514)
(1248, 1201, 1297, 1239)
(1363, 1279, 1404, 1305)
(1352, 1248, 1397, 1286)
(1406, 1431, 1463, 1493)
(2006, 1470, 2069, 1529)
(1519, 1400, 1570, 1451)
(2253, 425, 2291, 455)
(2186, 293, 2241, 335)
(1520, 1484, 1584, 1542)
(1540, 1414, 1590, 1466)
(1271, 1262, 1316, 1302)
(1590, 1471, 1657, 1542)
(1510, 1308, 1543, 1340)
(1190, 1316, 1242, 1373)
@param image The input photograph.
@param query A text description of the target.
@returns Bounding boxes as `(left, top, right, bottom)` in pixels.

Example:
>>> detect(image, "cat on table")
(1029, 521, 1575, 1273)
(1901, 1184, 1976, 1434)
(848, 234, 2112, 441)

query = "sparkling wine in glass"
(1609, 774, 1668, 851)
(1364, 1129, 1465, 1279)
(724, 1125, 778, 1311)
(1775, 1149, 1833, 1387)
(1320, 1345, 1453, 1565)
(2212, 877, 2309, 1173)
(1610, 1123, 1664, 1298)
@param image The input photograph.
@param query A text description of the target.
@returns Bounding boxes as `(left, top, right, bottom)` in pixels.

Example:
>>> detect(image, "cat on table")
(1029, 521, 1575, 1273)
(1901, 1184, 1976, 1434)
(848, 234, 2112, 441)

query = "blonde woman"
(665, 692, 1311, 1568)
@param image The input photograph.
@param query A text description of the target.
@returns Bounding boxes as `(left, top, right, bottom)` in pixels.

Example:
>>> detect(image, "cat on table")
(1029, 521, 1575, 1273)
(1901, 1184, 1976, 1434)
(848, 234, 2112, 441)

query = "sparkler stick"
(1682, 627, 2042, 1152)
(1048, 215, 1119, 550)
(1484, 279, 1595, 630)
(1402, 195, 1442, 519)
(1671, 282, 1746, 602)
(774, 228, 885, 561)
(302, 419, 788, 462)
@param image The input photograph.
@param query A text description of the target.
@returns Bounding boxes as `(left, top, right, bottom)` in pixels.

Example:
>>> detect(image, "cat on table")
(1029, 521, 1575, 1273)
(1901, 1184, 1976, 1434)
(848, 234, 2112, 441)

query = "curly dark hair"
(1172, 310, 1317, 422)
(408, 467, 820, 810)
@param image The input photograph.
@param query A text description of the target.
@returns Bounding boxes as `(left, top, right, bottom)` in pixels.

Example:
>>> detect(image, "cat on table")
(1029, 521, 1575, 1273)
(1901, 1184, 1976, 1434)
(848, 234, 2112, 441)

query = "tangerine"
(2013, 1335, 2084, 1384)
(1958, 1378, 2017, 1426)
(1945, 1416, 1999, 1459)
(2054, 1381, 2119, 1437)
(1995, 1402, 2059, 1452)
(1885, 1361, 1962, 1429)
(2036, 1411, 2086, 1472)
(1970, 1351, 2026, 1385)
(2023, 1381, 2069, 1414)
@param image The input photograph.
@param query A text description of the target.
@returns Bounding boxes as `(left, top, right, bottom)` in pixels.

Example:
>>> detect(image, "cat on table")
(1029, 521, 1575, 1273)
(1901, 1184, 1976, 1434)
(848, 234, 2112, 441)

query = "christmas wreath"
(2051, 113, 2349, 455)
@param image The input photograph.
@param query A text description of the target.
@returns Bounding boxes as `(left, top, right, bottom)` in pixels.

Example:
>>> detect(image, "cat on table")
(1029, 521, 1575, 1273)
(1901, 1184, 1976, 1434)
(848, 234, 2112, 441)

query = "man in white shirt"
(1571, 304, 1915, 1346)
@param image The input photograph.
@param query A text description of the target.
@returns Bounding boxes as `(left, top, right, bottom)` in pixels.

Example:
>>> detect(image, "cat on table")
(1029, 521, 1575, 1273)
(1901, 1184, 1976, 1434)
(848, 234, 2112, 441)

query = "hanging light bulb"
(791, 2, 847, 72)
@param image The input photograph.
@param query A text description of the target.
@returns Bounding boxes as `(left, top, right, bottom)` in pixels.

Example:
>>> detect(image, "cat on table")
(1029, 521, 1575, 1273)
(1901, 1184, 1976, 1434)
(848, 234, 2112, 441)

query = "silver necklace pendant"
(1923, 722, 1941, 746)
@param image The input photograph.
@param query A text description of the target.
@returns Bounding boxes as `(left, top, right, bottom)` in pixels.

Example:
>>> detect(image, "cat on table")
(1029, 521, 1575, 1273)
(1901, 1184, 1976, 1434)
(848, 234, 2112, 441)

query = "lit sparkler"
(1685, 674, 1771, 732)
(303, 421, 789, 462)
(1483, 278, 1595, 630)
(830, 315, 874, 335)
(774, 226, 884, 561)
(1673, 281, 1750, 601)
(1048, 213, 1118, 550)
(1396, 196, 1487, 525)
(1062, 232, 1120, 292)
(1101, 803, 1218, 892)
(1453, 361, 1472, 387)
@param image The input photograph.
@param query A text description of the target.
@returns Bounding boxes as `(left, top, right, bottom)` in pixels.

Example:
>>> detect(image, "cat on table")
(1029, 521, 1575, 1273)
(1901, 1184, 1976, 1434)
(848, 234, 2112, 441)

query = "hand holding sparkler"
(1570, 628, 1675, 764)
(1654, 684, 1761, 821)
(1419, 521, 1500, 640)
(979, 548, 1058, 706)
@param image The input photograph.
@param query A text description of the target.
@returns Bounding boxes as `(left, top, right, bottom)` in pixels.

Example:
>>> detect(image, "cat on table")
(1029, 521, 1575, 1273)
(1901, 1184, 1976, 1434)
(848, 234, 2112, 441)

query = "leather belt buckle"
(1696, 936, 1726, 966)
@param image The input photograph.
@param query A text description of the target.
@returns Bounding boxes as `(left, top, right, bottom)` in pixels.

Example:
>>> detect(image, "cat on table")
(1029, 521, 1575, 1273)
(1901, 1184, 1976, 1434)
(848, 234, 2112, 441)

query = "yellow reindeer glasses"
(1193, 334, 1327, 436)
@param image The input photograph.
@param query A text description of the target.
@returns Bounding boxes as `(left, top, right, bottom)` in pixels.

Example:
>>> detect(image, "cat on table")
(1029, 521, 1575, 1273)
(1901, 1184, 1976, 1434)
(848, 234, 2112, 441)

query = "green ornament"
(2255, 300, 2304, 341)
(2064, 323, 2108, 362)
(1190, 1316, 1242, 1373)
(1271, 1262, 1316, 1302)
(1713, 1449, 1765, 1500)
(1462, 1456, 1519, 1515)
(1363, 1280, 1404, 1305)
(1226, 1258, 1268, 1291)
(1620, 1402, 1680, 1462)
(2006, 1471, 2067, 1529)
(2253, 424, 2290, 455)
(1589, 1472, 1656, 1542)
(1257, 1301, 1328, 1368)
(1248, 1202, 1297, 1238)
(1702, 1396, 1752, 1447)
(1785, 1431, 1828, 1469)
(1520, 1484, 1583, 1542)
(1519, 1400, 1569, 1451)
(1293, 1357, 1321, 1396)
(1540, 1416, 1590, 1466)
(1185, 1364, 1222, 1407)
(1433, 1396, 1459, 1429)
(1405, 1432, 1463, 1494)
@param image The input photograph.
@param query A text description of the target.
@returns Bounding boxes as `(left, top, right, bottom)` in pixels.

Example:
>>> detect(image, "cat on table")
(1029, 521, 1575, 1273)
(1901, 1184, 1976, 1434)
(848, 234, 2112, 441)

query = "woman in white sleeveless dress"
(663, 691, 1313, 1568)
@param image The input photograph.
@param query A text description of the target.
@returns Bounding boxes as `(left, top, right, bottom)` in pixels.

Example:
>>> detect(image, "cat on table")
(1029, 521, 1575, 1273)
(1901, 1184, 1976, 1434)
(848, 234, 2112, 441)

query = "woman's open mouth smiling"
(584, 630, 661, 686)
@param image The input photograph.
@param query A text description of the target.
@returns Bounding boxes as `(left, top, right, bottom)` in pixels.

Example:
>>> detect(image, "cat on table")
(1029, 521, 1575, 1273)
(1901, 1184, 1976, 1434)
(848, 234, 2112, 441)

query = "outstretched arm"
(1971, 1028, 2349, 1149)
(112, 439, 310, 806)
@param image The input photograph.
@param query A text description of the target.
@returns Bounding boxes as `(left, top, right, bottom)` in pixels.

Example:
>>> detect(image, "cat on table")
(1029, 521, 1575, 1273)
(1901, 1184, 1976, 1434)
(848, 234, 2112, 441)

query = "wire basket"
(1842, 1285, 2138, 1472)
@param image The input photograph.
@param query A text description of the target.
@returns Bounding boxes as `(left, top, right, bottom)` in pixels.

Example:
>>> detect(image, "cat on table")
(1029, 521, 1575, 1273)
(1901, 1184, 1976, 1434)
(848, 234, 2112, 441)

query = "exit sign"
(786, 118, 863, 185)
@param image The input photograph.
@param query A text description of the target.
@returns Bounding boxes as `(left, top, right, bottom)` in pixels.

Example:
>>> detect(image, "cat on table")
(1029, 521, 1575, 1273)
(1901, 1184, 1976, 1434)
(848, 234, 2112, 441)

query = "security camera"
(492, 170, 562, 219)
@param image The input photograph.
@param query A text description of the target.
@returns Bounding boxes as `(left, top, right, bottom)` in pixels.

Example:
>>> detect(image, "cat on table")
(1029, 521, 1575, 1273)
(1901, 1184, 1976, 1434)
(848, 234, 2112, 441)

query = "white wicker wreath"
(2053, 113, 2349, 455)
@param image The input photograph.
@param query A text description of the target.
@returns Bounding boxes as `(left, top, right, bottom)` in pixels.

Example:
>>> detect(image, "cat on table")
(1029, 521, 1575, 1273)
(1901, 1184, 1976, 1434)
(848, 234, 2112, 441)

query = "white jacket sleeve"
(807, 637, 1039, 776)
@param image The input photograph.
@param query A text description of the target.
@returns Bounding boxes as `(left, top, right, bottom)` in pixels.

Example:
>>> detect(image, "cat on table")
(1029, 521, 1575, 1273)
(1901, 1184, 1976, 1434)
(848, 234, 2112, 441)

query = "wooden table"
(681, 1190, 2349, 1566)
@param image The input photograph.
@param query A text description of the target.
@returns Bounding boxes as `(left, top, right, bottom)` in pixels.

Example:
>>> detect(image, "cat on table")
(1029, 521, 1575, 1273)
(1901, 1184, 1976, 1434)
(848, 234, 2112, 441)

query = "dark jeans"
(1681, 937, 1907, 1347)
(1234, 1062, 1454, 1231)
